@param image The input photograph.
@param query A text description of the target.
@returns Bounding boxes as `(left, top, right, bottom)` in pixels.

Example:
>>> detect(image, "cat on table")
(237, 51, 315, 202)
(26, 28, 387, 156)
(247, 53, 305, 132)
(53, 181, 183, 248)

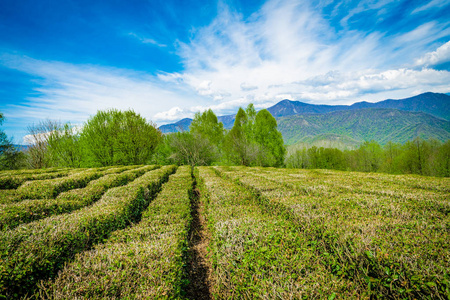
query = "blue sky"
(1, 0, 450, 143)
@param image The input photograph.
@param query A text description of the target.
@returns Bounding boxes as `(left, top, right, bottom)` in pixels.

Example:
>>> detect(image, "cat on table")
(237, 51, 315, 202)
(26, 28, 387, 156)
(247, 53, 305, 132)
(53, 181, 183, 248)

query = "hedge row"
(0, 165, 176, 299)
(0, 168, 66, 178)
(197, 167, 354, 299)
(0, 165, 159, 230)
(39, 166, 193, 299)
(216, 166, 450, 298)
(0, 171, 72, 190)
(0, 165, 134, 192)
(0, 190, 19, 205)
(14, 167, 130, 199)
(0, 166, 138, 205)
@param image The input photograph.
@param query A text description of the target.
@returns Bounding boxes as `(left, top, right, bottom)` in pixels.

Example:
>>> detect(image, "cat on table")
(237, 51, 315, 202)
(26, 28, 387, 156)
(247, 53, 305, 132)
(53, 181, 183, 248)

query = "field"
(0, 165, 449, 299)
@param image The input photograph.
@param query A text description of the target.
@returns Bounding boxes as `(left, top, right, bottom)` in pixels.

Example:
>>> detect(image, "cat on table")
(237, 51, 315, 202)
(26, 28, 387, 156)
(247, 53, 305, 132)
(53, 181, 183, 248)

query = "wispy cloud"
(157, 0, 450, 116)
(2, 0, 450, 136)
(128, 32, 167, 47)
(0, 53, 205, 127)
(411, 0, 450, 14)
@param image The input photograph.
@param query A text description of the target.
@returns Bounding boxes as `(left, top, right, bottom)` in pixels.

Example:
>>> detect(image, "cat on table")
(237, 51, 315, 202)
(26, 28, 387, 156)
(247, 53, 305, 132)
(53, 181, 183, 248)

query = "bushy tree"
(0, 112, 26, 170)
(434, 140, 450, 177)
(80, 109, 162, 166)
(286, 137, 450, 177)
(163, 131, 216, 166)
(224, 107, 249, 165)
(224, 105, 285, 167)
(47, 123, 82, 167)
(190, 109, 224, 145)
(25, 119, 60, 169)
(355, 140, 383, 172)
(190, 109, 224, 162)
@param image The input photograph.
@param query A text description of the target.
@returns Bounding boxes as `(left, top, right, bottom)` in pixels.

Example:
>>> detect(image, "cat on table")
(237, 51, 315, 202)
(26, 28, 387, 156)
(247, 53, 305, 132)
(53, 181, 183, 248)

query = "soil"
(185, 187, 213, 300)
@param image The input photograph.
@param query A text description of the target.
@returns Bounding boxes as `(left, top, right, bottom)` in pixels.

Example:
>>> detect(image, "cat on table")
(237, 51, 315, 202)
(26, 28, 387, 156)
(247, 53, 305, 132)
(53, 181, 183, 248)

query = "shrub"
(40, 166, 192, 299)
(0, 165, 175, 298)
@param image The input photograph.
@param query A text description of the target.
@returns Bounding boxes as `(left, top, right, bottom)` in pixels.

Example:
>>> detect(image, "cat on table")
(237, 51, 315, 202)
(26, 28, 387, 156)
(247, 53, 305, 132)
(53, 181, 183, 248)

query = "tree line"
(153, 104, 285, 167)
(1, 107, 449, 177)
(0, 104, 285, 169)
(1, 109, 162, 169)
(285, 139, 450, 177)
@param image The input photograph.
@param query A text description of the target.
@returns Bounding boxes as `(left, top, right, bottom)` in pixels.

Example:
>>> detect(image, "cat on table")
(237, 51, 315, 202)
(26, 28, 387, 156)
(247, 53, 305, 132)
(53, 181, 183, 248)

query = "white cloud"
(0, 53, 206, 126)
(153, 107, 191, 122)
(412, 0, 450, 14)
(169, 0, 450, 110)
(415, 41, 450, 67)
(240, 82, 258, 91)
(339, 0, 395, 28)
(128, 32, 167, 47)
(3, 0, 450, 138)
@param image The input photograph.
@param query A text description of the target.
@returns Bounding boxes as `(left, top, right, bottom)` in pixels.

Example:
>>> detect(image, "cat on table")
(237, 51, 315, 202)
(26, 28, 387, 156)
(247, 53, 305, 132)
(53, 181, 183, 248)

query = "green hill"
(278, 108, 450, 146)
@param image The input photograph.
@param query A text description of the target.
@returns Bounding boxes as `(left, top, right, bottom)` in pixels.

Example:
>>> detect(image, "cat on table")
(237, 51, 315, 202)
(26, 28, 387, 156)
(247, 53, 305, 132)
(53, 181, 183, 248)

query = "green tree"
(381, 141, 402, 173)
(0, 112, 26, 170)
(47, 123, 82, 167)
(161, 131, 215, 166)
(224, 104, 285, 167)
(224, 107, 250, 165)
(190, 109, 224, 162)
(354, 140, 383, 172)
(401, 137, 428, 175)
(190, 109, 224, 145)
(285, 148, 309, 169)
(434, 140, 450, 177)
(80, 109, 162, 166)
(254, 109, 285, 167)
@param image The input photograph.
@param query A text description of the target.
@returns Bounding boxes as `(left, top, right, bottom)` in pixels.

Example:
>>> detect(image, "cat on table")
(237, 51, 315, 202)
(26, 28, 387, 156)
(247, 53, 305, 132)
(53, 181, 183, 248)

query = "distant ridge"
(277, 108, 450, 145)
(159, 118, 193, 134)
(158, 92, 450, 146)
(267, 92, 450, 120)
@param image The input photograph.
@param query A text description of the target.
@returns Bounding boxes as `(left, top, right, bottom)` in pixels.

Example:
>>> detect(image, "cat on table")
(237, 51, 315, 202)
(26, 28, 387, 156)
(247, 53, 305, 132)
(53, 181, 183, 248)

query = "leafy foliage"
(278, 108, 450, 146)
(0, 112, 25, 170)
(190, 109, 224, 146)
(0, 166, 175, 298)
(158, 131, 217, 166)
(224, 105, 286, 167)
(286, 138, 450, 177)
(80, 109, 162, 166)
(47, 123, 82, 167)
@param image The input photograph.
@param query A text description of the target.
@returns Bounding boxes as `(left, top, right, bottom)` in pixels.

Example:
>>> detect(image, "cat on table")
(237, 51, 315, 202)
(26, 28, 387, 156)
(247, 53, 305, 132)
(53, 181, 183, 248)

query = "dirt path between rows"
(185, 187, 212, 299)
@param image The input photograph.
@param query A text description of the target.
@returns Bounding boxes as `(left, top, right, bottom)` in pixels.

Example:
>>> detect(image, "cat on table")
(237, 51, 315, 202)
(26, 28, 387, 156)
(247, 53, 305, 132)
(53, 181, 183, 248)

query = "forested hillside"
(278, 108, 450, 145)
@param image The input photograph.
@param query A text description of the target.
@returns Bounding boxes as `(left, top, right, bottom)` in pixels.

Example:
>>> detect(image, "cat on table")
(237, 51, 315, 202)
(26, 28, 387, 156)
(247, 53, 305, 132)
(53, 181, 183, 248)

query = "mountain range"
(159, 92, 450, 147)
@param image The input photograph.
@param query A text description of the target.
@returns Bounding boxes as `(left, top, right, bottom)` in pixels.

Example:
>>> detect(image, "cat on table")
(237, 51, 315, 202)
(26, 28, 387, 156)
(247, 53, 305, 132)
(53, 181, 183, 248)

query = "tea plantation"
(0, 165, 448, 299)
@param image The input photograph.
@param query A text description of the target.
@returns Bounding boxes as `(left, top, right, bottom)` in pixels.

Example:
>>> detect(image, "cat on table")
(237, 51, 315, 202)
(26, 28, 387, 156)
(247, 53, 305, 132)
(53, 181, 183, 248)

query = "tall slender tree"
(254, 109, 286, 167)
(225, 105, 286, 166)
